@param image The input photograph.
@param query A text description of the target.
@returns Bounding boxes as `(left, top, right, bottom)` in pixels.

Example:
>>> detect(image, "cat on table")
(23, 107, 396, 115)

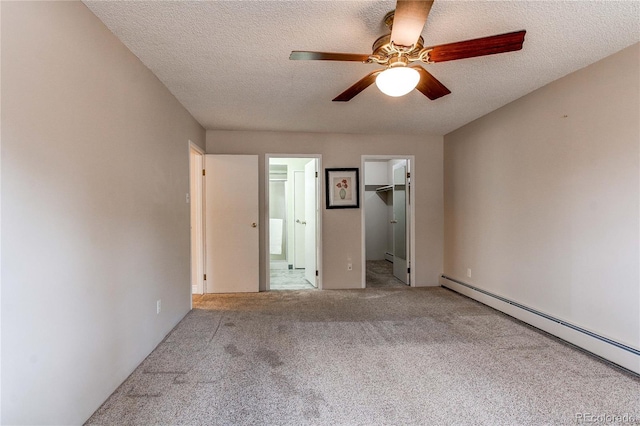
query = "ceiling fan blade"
(333, 70, 383, 102)
(390, 0, 434, 48)
(290, 51, 371, 62)
(412, 66, 451, 100)
(427, 30, 526, 63)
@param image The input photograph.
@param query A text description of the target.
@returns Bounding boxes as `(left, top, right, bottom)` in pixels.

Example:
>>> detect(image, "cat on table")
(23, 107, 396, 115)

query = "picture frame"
(325, 168, 360, 209)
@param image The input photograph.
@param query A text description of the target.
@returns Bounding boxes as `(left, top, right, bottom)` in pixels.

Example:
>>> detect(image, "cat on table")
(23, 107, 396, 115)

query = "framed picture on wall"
(325, 168, 360, 209)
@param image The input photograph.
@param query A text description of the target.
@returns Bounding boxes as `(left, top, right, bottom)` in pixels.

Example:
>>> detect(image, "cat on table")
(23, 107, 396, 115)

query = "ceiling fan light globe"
(375, 67, 420, 97)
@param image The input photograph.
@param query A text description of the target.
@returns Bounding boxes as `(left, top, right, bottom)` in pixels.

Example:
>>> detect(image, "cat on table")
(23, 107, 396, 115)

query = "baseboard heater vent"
(440, 274, 640, 374)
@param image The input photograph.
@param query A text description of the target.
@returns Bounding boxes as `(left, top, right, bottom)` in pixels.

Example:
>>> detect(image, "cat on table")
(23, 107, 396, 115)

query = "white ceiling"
(84, 1, 639, 136)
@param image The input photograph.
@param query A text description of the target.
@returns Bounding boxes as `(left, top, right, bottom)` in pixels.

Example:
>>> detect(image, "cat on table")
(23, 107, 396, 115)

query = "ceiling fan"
(289, 0, 526, 102)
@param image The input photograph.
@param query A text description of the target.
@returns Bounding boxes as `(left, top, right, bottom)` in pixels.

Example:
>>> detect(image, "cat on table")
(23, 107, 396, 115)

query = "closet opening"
(265, 155, 322, 291)
(361, 156, 415, 288)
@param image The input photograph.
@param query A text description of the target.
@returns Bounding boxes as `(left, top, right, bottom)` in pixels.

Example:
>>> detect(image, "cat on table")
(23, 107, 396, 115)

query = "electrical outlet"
(467, 268, 472, 278)
(157, 299, 161, 314)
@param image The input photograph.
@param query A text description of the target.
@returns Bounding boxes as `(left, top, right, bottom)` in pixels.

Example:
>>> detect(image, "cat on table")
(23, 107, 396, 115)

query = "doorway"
(266, 155, 322, 291)
(189, 142, 205, 296)
(361, 156, 415, 288)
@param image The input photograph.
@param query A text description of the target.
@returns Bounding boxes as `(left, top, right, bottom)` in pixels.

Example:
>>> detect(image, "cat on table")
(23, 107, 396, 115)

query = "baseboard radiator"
(440, 275, 640, 375)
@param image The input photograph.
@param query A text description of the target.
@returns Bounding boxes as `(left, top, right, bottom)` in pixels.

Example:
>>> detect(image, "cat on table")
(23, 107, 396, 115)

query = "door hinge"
(407, 172, 410, 179)
(315, 172, 318, 178)
(407, 268, 410, 274)
(315, 270, 319, 276)
(204, 274, 207, 280)
(202, 169, 206, 176)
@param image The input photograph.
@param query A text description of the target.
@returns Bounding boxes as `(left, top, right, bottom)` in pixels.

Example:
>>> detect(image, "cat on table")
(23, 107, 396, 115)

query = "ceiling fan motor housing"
(372, 34, 425, 61)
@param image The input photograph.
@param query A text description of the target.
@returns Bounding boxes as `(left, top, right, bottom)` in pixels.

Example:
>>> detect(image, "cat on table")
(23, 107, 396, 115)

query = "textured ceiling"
(84, 1, 639, 136)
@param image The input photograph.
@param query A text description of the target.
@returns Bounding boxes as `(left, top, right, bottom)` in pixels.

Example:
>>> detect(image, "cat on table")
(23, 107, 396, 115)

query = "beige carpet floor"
(86, 287, 640, 425)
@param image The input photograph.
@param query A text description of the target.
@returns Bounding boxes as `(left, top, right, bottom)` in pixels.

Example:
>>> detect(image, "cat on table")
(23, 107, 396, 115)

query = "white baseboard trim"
(440, 275, 640, 375)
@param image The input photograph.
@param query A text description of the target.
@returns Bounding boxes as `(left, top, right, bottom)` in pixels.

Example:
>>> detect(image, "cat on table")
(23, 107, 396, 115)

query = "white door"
(190, 147, 205, 294)
(205, 155, 259, 293)
(392, 162, 410, 285)
(304, 160, 317, 286)
(293, 171, 306, 269)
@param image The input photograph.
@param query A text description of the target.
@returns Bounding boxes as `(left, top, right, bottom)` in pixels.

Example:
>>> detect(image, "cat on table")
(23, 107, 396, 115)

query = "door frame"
(189, 141, 205, 301)
(265, 154, 323, 291)
(360, 155, 416, 288)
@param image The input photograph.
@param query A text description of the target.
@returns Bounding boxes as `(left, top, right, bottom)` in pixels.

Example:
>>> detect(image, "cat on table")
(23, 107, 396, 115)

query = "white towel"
(270, 218, 283, 255)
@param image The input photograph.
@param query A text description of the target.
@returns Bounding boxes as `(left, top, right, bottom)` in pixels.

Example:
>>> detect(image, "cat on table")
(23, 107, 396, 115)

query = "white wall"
(444, 44, 639, 356)
(364, 193, 389, 261)
(364, 162, 388, 186)
(1, 2, 205, 424)
(364, 161, 391, 261)
(207, 131, 444, 290)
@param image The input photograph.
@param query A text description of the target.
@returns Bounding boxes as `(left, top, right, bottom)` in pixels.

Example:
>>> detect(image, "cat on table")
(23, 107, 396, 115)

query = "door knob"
(390, 220, 398, 224)
(251, 222, 257, 228)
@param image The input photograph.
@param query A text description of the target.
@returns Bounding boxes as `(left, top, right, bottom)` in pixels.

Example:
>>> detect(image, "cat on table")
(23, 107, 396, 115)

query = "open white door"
(392, 162, 410, 285)
(189, 145, 205, 294)
(205, 155, 259, 293)
(304, 160, 317, 287)
(293, 171, 306, 269)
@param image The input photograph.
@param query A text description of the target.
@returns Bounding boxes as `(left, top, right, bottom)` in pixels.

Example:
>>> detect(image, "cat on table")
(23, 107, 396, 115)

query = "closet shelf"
(375, 185, 393, 193)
